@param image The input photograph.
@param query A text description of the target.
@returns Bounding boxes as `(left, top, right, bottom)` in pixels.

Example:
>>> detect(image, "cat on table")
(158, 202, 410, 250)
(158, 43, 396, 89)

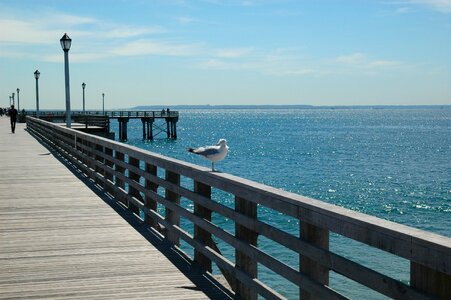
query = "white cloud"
(337, 53, 367, 64)
(413, 0, 451, 13)
(110, 39, 202, 57)
(0, 8, 167, 61)
(197, 47, 324, 77)
(369, 60, 401, 67)
(395, 6, 414, 14)
(337, 53, 401, 69)
(0, 19, 61, 44)
(215, 48, 253, 58)
(397, 0, 451, 13)
(103, 26, 165, 39)
(176, 16, 199, 24)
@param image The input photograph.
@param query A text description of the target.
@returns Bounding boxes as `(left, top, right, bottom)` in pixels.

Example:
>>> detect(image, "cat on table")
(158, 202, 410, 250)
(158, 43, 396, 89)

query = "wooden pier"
(24, 110, 179, 141)
(2, 116, 450, 299)
(0, 118, 230, 299)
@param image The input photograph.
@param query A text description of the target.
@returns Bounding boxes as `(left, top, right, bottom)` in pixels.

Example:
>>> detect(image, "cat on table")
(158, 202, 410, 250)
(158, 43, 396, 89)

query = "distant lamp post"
(82, 82, 86, 114)
(11, 93, 15, 106)
(16, 88, 20, 111)
(60, 33, 72, 128)
(102, 93, 105, 114)
(9, 96, 12, 106)
(34, 70, 40, 118)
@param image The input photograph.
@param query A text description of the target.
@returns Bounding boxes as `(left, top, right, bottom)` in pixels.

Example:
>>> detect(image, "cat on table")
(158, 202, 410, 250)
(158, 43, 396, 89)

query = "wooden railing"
(26, 117, 450, 300)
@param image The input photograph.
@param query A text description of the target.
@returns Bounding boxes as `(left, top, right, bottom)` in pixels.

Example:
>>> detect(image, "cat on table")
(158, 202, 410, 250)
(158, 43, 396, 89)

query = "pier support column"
(147, 118, 154, 140)
(165, 117, 178, 139)
(171, 118, 178, 139)
(141, 118, 147, 140)
(166, 118, 171, 138)
(118, 117, 129, 141)
(141, 117, 154, 140)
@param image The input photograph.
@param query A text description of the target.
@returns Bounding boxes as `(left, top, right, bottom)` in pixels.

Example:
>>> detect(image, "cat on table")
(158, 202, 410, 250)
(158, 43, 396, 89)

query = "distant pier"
(24, 110, 179, 141)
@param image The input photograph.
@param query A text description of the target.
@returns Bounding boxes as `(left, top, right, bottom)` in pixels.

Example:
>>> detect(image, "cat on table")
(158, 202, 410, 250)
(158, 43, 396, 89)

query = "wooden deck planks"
(0, 118, 229, 299)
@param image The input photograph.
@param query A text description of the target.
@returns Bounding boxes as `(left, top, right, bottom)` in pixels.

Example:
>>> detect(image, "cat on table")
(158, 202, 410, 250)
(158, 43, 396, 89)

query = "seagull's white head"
(217, 139, 227, 146)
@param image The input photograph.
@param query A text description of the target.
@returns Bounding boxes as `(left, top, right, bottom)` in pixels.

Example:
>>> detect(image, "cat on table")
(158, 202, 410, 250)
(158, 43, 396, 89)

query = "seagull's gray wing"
(195, 147, 220, 157)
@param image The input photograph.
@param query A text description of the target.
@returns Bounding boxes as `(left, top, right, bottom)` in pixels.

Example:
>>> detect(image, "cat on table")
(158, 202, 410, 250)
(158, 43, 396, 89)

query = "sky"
(0, 0, 450, 109)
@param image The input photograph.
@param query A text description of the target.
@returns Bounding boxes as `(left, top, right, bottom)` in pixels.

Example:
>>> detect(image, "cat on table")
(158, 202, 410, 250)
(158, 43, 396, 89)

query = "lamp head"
(60, 33, 72, 52)
(82, 82, 86, 89)
(34, 70, 40, 79)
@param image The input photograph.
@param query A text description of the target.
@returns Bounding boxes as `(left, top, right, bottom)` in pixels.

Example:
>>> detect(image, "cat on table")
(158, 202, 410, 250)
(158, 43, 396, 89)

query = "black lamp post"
(82, 82, 86, 114)
(60, 33, 72, 128)
(11, 93, 15, 106)
(102, 93, 105, 114)
(16, 88, 20, 111)
(34, 70, 40, 118)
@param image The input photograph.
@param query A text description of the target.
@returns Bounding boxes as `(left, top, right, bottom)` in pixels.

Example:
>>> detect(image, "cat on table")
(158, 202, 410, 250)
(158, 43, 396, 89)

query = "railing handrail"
(24, 110, 179, 118)
(25, 116, 450, 300)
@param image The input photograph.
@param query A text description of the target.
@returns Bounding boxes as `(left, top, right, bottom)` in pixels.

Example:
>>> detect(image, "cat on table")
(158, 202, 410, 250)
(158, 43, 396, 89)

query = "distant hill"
(132, 104, 451, 110)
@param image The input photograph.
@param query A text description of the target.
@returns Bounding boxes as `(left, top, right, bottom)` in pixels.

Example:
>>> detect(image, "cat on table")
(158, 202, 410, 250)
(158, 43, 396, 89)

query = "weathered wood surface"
(0, 118, 230, 299)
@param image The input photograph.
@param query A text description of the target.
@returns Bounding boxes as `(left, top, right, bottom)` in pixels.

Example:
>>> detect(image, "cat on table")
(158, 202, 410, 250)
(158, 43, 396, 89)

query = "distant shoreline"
(133, 104, 451, 110)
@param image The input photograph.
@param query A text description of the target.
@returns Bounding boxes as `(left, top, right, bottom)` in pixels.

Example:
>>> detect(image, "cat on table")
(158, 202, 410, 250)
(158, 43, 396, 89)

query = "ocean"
(110, 107, 450, 299)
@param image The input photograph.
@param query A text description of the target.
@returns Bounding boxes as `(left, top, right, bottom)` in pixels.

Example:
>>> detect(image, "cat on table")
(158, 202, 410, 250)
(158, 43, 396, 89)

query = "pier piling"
(118, 117, 129, 141)
(141, 117, 154, 140)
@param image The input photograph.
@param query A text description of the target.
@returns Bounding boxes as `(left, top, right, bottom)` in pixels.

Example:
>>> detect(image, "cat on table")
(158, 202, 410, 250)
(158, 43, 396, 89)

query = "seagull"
(187, 139, 229, 171)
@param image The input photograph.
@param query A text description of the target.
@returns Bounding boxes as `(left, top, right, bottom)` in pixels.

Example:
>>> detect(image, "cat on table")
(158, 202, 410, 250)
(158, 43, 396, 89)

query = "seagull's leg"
(212, 162, 215, 172)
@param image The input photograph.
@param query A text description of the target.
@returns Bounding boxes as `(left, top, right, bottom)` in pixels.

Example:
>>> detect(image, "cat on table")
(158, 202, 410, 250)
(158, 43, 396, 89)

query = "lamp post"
(102, 93, 105, 114)
(11, 93, 14, 106)
(9, 96, 11, 106)
(16, 88, 20, 111)
(82, 82, 86, 114)
(60, 33, 72, 128)
(34, 70, 40, 118)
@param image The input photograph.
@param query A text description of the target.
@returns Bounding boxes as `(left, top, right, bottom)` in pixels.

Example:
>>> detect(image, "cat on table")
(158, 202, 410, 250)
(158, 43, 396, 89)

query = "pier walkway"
(0, 118, 230, 299)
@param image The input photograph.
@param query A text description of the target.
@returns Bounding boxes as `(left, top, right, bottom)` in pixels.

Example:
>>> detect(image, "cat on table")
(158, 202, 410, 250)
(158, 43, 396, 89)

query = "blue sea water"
(111, 108, 450, 299)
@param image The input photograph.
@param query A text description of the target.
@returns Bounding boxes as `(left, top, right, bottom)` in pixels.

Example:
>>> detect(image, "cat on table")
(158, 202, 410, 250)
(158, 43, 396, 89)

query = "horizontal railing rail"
(24, 110, 179, 119)
(26, 117, 450, 300)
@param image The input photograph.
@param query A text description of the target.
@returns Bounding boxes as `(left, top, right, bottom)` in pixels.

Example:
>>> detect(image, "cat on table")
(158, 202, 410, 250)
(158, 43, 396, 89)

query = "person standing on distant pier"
(9, 105, 18, 133)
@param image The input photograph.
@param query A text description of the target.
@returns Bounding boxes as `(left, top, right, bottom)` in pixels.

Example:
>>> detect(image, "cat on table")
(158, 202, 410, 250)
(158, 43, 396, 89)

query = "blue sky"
(1, 0, 450, 109)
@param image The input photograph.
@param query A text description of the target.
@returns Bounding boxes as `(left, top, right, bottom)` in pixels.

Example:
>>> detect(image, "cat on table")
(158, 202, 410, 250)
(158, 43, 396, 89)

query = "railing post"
(165, 170, 180, 246)
(115, 151, 127, 206)
(194, 181, 212, 272)
(235, 196, 258, 300)
(145, 163, 158, 229)
(95, 143, 104, 187)
(411, 262, 451, 299)
(300, 222, 329, 300)
(86, 140, 96, 174)
(128, 157, 142, 216)
(104, 147, 114, 194)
